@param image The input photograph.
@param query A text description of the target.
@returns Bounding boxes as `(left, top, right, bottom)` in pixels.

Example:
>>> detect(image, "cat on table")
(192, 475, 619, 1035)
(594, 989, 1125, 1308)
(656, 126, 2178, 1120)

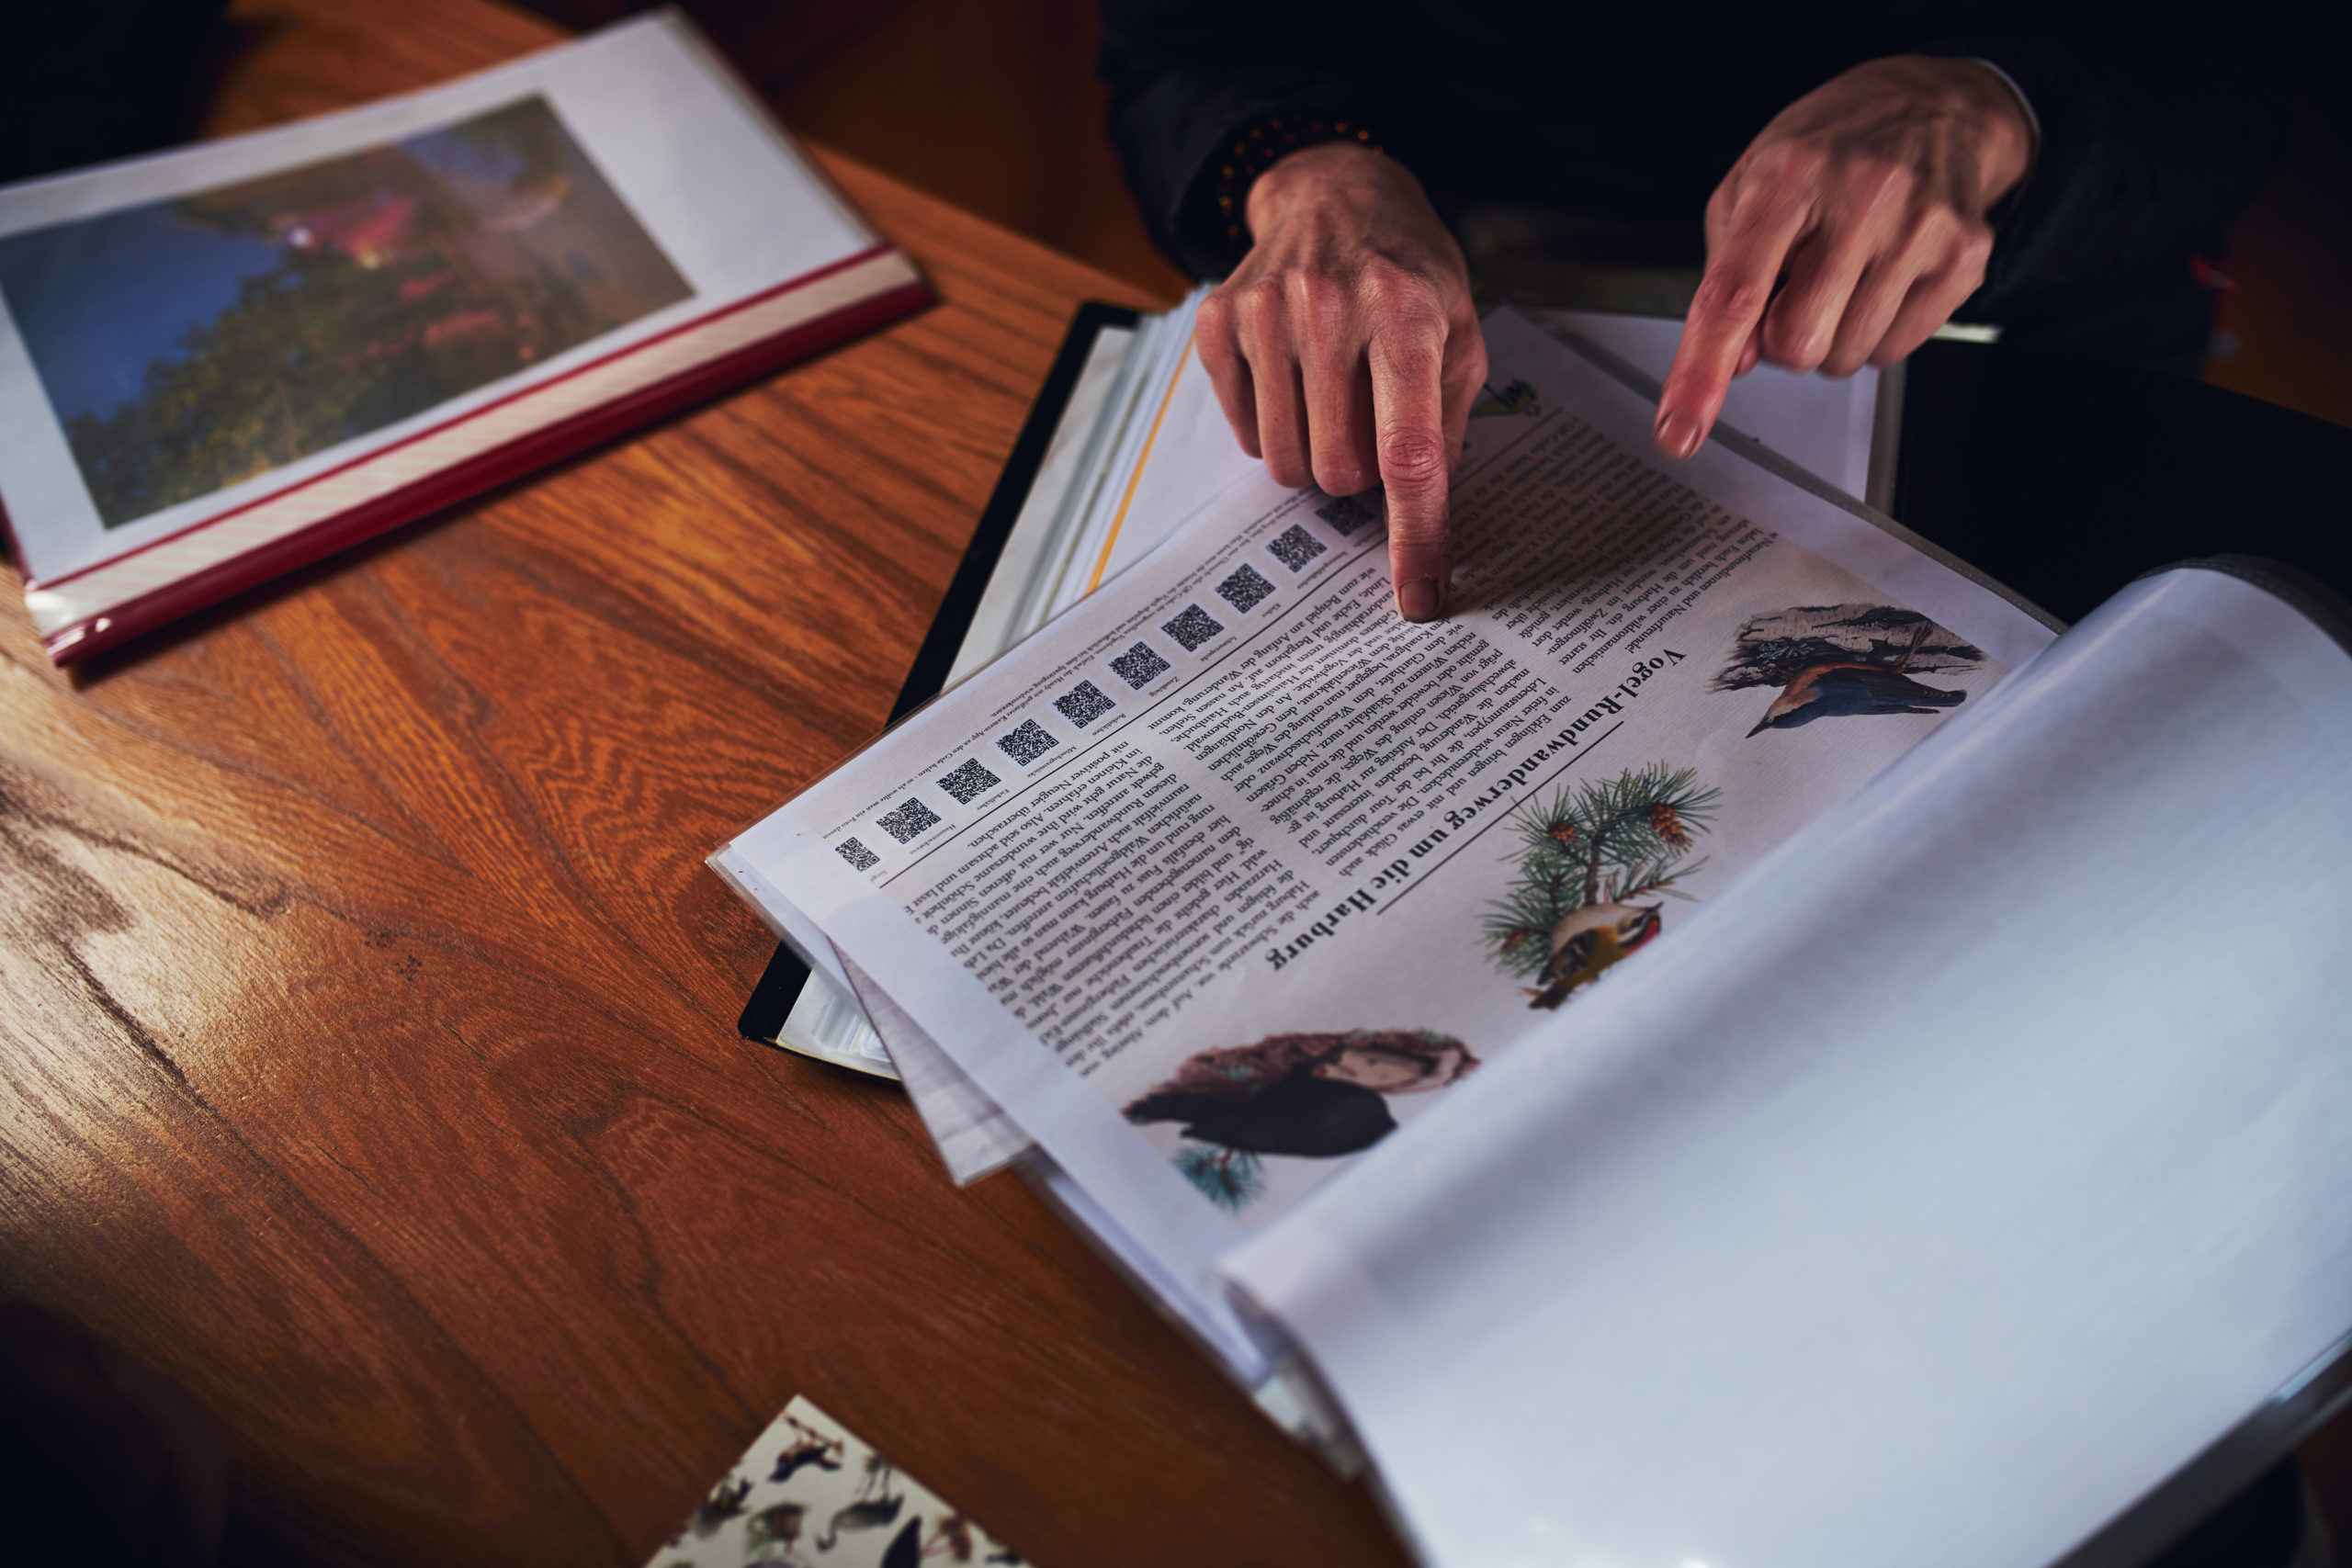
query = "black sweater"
(1100, 1, 2289, 324)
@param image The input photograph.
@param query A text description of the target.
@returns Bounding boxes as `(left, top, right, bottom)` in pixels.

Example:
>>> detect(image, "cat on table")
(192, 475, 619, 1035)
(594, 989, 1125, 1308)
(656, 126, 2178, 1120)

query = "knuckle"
(1703, 191, 1738, 243)
(1313, 454, 1374, 496)
(1197, 319, 1239, 369)
(1459, 336, 1490, 387)
(1229, 277, 1281, 328)
(1359, 259, 1430, 306)
(1289, 266, 1342, 313)
(1759, 312, 1821, 370)
(1204, 291, 1241, 345)
(1747, 141, 1818, 191)
(1853, 159, 1911, 208)
(1379, 427, 1450, 488)
(1912, 206, 1968, 256)
(1385, 507, 1449, 547)
(1693, 271, 1772, 324)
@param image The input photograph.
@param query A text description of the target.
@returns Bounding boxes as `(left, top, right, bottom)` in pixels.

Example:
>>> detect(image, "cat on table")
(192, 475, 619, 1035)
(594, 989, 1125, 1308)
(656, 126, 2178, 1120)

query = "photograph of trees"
(0, 96, 692, 528)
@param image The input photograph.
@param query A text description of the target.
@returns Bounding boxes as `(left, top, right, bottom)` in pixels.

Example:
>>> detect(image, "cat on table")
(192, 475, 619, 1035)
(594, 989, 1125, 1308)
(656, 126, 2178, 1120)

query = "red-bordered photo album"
(0, 11, 931, 664)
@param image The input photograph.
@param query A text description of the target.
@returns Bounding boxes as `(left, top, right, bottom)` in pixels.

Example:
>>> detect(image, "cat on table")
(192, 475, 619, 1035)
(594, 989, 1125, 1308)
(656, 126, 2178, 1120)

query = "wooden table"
(0, 2, 1409, 1562)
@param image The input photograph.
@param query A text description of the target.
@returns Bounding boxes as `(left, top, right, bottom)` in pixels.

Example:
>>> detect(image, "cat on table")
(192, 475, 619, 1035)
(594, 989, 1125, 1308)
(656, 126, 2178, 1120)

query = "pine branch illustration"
(1486, 764, 1723, 980)
(1618, 854, 1709, 903)
(1480, 863, 1578, 977)
(1176, 1143, 1266, 1212)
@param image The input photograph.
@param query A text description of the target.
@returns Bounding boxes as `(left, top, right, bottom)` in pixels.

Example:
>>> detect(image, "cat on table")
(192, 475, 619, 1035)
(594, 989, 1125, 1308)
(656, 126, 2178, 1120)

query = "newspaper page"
(773, 302, 1885, 1140)
(713, 309, 2055, 1338)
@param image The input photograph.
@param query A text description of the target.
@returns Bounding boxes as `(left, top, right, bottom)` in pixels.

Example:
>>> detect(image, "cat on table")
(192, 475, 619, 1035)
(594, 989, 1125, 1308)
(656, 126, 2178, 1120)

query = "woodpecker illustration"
(1528, 900, 1663, 1009)
(1715, 604, 1984, 737)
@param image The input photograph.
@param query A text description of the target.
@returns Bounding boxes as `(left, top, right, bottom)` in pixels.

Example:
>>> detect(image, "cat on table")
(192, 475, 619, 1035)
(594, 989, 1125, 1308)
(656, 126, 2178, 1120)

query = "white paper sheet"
(841, 956, 1032, 1181)
(1075, 301, 1886, 593)
(1221, 564, 2352, 1568)
(1532, 309, 1882, 502)
(945, 321, 1138, 686)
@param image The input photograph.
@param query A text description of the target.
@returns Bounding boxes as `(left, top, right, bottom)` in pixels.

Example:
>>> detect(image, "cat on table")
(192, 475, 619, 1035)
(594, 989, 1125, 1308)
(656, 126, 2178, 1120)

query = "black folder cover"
(737, 301, 1144, 1044)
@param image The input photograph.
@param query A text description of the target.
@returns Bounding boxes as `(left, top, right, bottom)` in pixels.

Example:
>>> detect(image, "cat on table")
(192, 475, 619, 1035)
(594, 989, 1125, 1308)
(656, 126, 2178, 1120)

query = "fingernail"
(1655, 409, 1702, 459)
(1397, 577, 1444, 622)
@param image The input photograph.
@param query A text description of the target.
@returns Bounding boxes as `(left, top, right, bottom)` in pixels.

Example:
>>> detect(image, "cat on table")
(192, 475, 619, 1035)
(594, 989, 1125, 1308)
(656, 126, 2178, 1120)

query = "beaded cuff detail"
(1210, 115, 1384, 245)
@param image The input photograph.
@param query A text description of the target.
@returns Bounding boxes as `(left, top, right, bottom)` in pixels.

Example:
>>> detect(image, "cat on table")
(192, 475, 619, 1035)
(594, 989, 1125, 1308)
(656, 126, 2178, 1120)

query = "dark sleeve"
(1919, 19, 2289, 319)
(1, 0, 229, 186)
(1099, 0, 1383, 280)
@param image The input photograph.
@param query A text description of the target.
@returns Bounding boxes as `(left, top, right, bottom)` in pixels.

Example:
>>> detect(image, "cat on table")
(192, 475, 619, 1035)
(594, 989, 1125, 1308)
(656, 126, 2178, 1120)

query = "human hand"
(1655, 55, 2034, 459)
(1198, 141, 1487, 621)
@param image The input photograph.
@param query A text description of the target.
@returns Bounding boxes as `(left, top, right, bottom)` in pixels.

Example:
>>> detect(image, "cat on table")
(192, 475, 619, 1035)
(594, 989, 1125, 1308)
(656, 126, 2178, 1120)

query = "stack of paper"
(708, 306, 2352, 1568)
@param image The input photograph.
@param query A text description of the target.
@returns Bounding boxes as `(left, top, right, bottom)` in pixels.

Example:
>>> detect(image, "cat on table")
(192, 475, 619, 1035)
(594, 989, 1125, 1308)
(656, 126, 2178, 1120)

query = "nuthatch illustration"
(1743, 620, 1963, 735)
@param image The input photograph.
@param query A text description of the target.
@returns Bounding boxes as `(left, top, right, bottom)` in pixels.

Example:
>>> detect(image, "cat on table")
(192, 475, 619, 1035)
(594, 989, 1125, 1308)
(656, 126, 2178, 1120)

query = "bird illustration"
(1743, 638, 1962, 735)
(817, 1454, 908, 1550)
(924, 1512, 977, 1562)
(768, 1436, 843, 1484)
(744, 1502, 807, 1555)
(686, 1477, 752, 1538)
(879, 1515, 926, 1568)
(1527, 900, 1662, 1009)
(818, 1495, 906, 1550)
(1714, 606, 1983, 737)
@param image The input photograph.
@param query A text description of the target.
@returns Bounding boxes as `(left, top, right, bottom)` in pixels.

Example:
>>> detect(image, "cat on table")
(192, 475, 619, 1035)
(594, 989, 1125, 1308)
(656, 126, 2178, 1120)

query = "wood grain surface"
(0, 2, 1408, 1563)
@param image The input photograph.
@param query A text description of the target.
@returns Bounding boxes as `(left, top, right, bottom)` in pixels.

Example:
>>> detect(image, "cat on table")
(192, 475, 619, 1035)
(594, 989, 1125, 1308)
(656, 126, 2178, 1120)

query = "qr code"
(937, 756, 1001, 804)
(833, 837, 880, 872)
(1109, 642, 1171, 690)
(876, 795, 941, 843)
(1162, 603, 1226, 652)
(1215, 562, 1275, 615)
(996, 718, 1058, 766)
(1315, 495, 1377, 536)
(1055, 679, 1118, 728)
(1266, 522, 1328, 572)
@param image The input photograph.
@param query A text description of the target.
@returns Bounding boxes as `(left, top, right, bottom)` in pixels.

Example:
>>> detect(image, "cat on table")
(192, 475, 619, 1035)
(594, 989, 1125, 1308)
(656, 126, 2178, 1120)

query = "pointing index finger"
(1657, 201, 1805, 459)
(1367, 316, 1454, 621)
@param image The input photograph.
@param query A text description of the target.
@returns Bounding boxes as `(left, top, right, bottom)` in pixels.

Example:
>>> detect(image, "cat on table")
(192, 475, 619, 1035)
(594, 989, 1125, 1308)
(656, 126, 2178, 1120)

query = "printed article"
(728, 313, 2039, 1249)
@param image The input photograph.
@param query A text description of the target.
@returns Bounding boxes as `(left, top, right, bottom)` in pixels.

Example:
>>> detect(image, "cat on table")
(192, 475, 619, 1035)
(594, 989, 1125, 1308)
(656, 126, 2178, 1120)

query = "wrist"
(1245, 140, 1411, 238)
(1921, 55, 2036, 207)
(1216, 118, 1388, 245)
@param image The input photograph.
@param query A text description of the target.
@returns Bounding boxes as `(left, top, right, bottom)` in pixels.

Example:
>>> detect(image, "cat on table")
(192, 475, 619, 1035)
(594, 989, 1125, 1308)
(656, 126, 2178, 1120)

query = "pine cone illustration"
(1546, 820, 1578, 846)
(1648, 802, 1690, 849)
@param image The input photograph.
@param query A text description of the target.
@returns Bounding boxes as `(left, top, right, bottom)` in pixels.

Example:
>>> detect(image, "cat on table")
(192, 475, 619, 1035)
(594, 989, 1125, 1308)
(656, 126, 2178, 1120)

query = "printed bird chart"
(650, 1397, 1022, 1568)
